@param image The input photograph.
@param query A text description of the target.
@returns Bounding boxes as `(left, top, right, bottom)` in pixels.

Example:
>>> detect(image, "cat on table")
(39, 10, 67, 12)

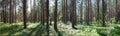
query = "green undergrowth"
(0, 22, 120, 36)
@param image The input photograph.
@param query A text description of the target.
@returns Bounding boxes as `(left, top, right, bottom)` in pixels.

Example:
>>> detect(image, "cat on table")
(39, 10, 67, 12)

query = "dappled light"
(0, 0, 120, 36)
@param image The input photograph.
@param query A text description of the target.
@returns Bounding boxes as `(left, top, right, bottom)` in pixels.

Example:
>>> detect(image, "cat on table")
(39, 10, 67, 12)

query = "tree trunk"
(2, 0, 7, 23)
(80, 0, 83, 23)
(96, 0, 100, 21)
(46, 0, 49, 36)
(71, 0, 77, 29)
(89, 0, 93, 23)
(102, 0, 106, 27)
(62, 0, 65, 23)
(54, 0, 58, 32)
(115, 0, 120, 23)
(23, 0, 27, 29)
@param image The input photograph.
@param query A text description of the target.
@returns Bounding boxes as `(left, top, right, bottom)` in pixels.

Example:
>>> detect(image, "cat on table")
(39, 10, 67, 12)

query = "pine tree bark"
(46, 0, 49, 36)
(80, 0, 83, 23)
(65, 0, 68, 22)
(54, 0, 58, 32)
(62, 0, 65, 23)
(23, 0, 27, 29)
(71, 0, 77, 29)
(102, 0, 106, 27)
(116, 0, 120, 23)
(10, 0, 12, 23)
(2, 0, 7, 23)
(96, 0, 100, 21)
(89, 0, 93, 23)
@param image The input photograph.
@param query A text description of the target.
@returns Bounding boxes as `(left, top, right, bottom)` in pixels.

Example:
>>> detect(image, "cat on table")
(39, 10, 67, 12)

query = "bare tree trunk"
(10, 0, 12, 23)
(46, 0, 49, 36)
(40, 0, 44, 25)
(2, 0, 7, 23)
(23, 0, 27, 29)
(86, 0, 89, 25)
(116, 0, 120, 23)
(43, 0, 45, 25)
(96, 0, 100, 21)
(62, 0, 65, 23)
(54, 0, 58, 32)
(65, 0, 68, 22)
(89, 0, 93, 23)
(14, 0, 17, 23)
(102, 0, 106, 27)
(71, 0, 77, 29)
(80, 0, 83, 23)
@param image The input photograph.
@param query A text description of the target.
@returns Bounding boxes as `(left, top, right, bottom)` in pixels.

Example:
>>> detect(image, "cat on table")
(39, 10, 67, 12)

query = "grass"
(0, 22, 120, 36)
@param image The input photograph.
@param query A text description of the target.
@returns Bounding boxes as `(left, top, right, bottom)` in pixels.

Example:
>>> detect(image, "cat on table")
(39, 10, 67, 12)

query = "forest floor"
(0, 22, 120, 36)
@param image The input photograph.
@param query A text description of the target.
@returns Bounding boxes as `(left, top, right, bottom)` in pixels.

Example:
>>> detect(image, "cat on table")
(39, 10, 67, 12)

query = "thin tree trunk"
(62, 0, 65, 23)
(10, 0, 12, 24)
(66, 0, 68, 22)
(96, 0, 100, 21)
(80, 0, 83, 23)
(87, 0, 89, 25)
(46, 0, 49, 36)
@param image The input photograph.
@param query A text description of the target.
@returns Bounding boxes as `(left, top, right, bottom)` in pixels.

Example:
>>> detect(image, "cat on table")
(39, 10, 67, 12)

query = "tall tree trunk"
(10, 0, 11, 23)
(89, 0, 93, 23)
(40, 0, 43, 24)
(115, 0, 117, 23)
(62, 0, 65, 23)
(2, 0, 7, 23)
(102, 0, 106, 27)
(116, 0, 120, 23)
(86, 0, 89, 25)
(80, 0, 83, 23)
(33, 0, 37, 22)
(43, 0, 45, 25)
(62, 0, 68, 23)
(40, 0, 45, 25)
(65, 0, 68, 22)
(96, 0, 100, 21)
(14, 0, 17, 23)
(54, 0, 58, 32)
(23, 0, 27, 29)
(46, 0, 49, 36)
(71, 0, 77, 29)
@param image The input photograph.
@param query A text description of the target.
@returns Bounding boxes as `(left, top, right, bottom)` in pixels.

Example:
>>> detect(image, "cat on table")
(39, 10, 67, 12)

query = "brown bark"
(71, 0, 77, 29)
(102, 0, 106, 27)
(89, 0, 93, 23)
(115, 0, 120, 23)
(96, 0, 100, 21)
(46, 0, 49, 35)
(54, 0, 58, 32)
(23, 0, 27, 29)
(2, 0, 7, 23)
(80, 0, 83, 23)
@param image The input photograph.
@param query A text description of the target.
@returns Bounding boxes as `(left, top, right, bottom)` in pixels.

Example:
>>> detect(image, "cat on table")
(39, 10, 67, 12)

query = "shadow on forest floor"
(0, 23, 62, 36)
(1, 22, 120, 36)
(27, 24, 46, 36)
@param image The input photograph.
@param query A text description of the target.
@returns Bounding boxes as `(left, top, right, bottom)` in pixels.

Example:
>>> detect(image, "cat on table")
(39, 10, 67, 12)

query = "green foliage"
(0, 22, 120, 36)
(111, 26, 120, 36)
(0, 24, 23, 34)
(96, 29, 107, 36)
(111, 17, 116, 23)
